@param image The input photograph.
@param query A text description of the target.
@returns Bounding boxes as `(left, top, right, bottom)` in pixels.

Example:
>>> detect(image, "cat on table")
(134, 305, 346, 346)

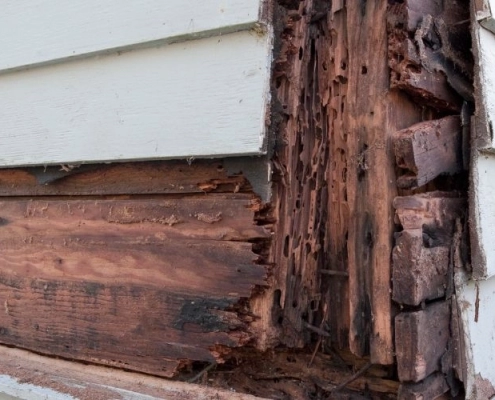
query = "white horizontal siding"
(0, 0, 262, 72)
(0, 30, 271, 166)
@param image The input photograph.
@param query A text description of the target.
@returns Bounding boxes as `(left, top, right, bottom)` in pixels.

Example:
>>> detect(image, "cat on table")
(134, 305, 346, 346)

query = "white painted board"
(457, 276, 495, 400)
(0, 0, 263, 72)
(473, 154, 495, 278)
(0, 30, 271, 166)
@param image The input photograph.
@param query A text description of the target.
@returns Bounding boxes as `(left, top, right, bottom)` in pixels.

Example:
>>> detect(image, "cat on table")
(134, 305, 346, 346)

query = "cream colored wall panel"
(0, 0, 263, 72)
(0, 31, 271, 166)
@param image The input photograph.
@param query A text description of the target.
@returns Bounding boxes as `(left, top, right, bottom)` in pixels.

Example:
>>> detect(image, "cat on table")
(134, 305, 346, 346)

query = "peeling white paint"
(457, 277, 495, 399)
(458, 1, 495, 398)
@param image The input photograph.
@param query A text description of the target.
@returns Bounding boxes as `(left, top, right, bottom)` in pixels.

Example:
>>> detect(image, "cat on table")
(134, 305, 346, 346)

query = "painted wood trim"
(0, 0, 263, 73)
(0, 30, 272, 166)
(470, 2, 495, 279)
(0, 345, 266, 400)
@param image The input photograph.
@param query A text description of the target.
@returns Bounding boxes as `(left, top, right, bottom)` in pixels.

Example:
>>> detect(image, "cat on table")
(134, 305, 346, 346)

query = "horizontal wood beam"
(394, 116, 463, 189)
(0, 195, 268, 377)
(0, 345, 265, 400)
(395, 301, 450, 382)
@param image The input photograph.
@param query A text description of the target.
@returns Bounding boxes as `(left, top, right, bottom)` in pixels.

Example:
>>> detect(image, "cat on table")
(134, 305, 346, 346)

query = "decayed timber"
(387, 0, 473, 112)
(0, 160, 251, 196)
(0, 195, 268, 377)
(395, 301, 450, 383)
(398, 372, 449, 400)
(269, 0, 351, 351)
(270, 0, 424, 367)
(393, 192, 465, 232)
(392, 193, 465, 306)
(394, 116, 463, 189)
(0, 345, 265, 400)
(346, 3, 425, 364)
(392, 231, 450, 306)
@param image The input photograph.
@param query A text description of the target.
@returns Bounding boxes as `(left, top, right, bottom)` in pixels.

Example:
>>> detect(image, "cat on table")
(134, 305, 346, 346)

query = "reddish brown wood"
(393, 193, 465, 232)
(398, 372, 449, 400)
(345, 3, 425, 364)
(394, 116, 463, 189)
(0, 346, 265, 400)
(395, 301, 450, 382)
(387, 0, 472, 112)
(0, 195, 267, 377)
(0, 160, 250, 196)
(269, 0, 351, 351)
(392, 231, 450, 306)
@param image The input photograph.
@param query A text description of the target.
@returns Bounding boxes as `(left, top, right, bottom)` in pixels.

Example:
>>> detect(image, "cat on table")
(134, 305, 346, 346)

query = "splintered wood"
(270, 0, 423, 366)
(394, 116, 463, 189)
(0, 161, 269, 377)
(387, 0, 472, 397)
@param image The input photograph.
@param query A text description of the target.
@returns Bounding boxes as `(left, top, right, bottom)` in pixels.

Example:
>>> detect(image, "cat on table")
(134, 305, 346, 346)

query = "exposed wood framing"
(393, 116, 463, 189)
(0, 346, 265, 400)
(0, 160, 271, 378)
(387, 0, 472, 397)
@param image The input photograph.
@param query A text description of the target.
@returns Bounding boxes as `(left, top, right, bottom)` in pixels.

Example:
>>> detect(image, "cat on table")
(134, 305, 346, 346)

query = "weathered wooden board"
(392, 231, 450, 306)
(0, 346, 266, 400)
(0, 30, 271, 166)
(388, 0, 472, 111)
(394, 116, 463, 189)
(0, 196, 268, 377)
(0, 161, 250, 196)
(0, 0, 263, 72)
(398, 372, 449, 400)
(395, 302, 450, 382)
(346, 1, 424, 364)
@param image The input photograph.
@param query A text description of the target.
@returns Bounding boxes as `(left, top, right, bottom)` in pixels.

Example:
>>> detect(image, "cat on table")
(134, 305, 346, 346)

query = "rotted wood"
(0, 346, 265, 400)
(392, 192, 465, 306)
(398, 372, 449, 400)
(345, 2, 426, 364)
(387, 0, 473, 112)
(394, 116, 463, 189)
(392, 231, 450, 306)
(0, 195, 268, 377)
(393, 192, 465, 232)
(0, 160, 250, 196)
(269, 0, 350, 350)
(395, 301, 450, 383)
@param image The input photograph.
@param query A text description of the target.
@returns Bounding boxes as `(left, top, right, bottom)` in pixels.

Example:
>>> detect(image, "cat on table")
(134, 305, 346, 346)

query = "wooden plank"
(346, 1, 424, 364)
(0, 30, 271, 167)
(393, 192, 465, 232)
(398, 372, 449, 400)
(387, 1, 473, 111)
(0, 346, 266, 400)
(0, 196, 267, 377)
(0, 0, 263, 72)
(394, 116, 463, 189)
(392, 231, 450, 306)
(395, 302, 450, 382)
(0, 161, 251, 197)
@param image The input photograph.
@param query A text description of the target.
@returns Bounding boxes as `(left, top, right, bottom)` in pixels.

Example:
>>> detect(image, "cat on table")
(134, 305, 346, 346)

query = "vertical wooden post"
(346, 2, 423, 364)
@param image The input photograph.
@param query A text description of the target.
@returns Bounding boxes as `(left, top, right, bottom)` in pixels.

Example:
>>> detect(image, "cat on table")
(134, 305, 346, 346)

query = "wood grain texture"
(0, 0, 263, 72)
(392, 231, 450, 306)
(395, 302, 450, 382)
(398, 372, 449, 400)
(394, 116, 463, 189)
(268, 0, 351, 351)
(0, 196, 268, 377)
(0, 345, 266, 400)
(0, 161, 251, 196)
(346, 3, 424, 364)
(0, 30, 271, 166)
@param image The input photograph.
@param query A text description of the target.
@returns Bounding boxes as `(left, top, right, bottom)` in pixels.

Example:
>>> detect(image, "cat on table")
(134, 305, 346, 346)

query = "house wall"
(458, 1, 495, 398)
